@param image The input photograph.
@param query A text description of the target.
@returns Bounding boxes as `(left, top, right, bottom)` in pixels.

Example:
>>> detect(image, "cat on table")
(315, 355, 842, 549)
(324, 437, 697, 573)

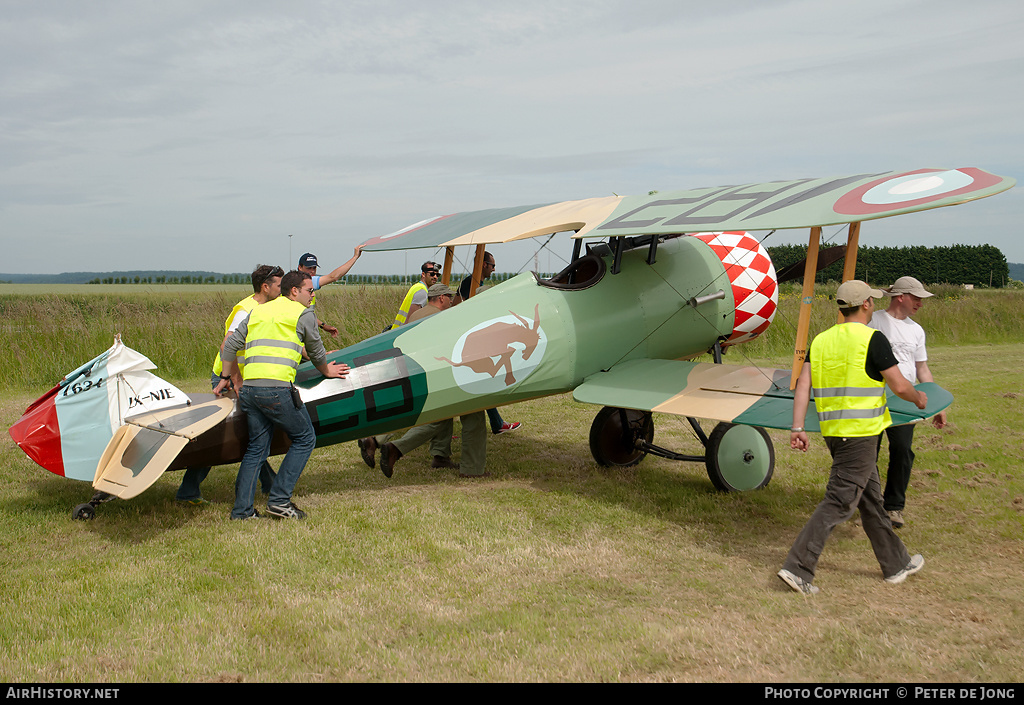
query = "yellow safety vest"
(241, 297, 306, 383)
(212, 295, 259, 376)
(390, 281, 426, 329)
(810, 322, 891, 437)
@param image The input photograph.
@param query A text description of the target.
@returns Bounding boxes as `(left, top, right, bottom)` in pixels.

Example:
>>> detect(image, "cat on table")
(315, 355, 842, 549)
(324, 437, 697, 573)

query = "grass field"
(1, 286, 1022, 682)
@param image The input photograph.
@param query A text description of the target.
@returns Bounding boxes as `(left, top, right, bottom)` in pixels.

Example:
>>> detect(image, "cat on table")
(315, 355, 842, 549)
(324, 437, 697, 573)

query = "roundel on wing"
(693, 232, 778, 346)
(832, 168, 1004, 216)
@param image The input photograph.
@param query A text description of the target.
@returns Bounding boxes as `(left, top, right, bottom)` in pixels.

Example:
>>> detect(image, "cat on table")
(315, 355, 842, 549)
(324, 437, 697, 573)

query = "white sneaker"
(266, 502, 307, 520)
(885, 554, 924, 584)
(778, 568, 820, 595)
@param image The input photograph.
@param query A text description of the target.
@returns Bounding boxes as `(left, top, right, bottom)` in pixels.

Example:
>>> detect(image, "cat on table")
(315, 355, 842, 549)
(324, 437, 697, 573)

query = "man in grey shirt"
(216, 270, 349, 520)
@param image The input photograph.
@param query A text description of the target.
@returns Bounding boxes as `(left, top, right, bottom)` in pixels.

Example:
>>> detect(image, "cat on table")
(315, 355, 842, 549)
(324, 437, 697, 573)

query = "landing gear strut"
(72, 491, 116, 521)
(587, 407, 775, 492)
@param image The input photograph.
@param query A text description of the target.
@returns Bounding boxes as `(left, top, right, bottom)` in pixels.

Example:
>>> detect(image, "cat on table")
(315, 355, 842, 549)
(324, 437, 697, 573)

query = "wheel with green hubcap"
(705, 422, 775, 492)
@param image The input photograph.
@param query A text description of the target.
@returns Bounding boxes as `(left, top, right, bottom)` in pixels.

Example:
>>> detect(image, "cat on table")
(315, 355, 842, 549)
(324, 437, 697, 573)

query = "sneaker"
(232, 509, 261, 521)
(494, 421, 521, 435)
(885, 554, 924, 584)
(178, 497, 211, 506)
(778, 568, 820, 595)
(266, 502, 307, 520)
(888, 509, 905, 529)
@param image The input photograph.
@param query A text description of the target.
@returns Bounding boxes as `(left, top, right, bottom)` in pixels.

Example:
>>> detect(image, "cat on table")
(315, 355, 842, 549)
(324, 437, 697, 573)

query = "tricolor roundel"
(833, 168, 1005, 216)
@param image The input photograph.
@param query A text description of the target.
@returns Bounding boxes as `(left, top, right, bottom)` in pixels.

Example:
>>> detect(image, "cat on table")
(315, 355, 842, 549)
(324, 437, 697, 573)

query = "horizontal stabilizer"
(94, 398, 233, 499)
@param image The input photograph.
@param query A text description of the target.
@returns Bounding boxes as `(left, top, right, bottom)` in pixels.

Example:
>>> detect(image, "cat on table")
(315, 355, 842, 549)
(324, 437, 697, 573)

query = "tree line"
(766, 243, 1012, 288)
(65, 243, 1015, 288)
(85, 271, 552, 286)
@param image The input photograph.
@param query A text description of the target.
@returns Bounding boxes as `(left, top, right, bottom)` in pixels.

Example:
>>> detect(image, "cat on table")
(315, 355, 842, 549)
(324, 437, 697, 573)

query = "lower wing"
(572, 359, 952, 431)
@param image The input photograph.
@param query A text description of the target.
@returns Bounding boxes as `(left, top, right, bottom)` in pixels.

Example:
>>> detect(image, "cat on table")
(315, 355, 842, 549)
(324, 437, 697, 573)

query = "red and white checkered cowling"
(692, 232, 778, 346)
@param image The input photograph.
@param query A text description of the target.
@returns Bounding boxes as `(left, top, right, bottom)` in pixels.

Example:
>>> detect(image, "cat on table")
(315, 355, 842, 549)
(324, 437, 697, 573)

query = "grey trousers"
(391, 410, 488, 476)
(783, 435, 910, 582)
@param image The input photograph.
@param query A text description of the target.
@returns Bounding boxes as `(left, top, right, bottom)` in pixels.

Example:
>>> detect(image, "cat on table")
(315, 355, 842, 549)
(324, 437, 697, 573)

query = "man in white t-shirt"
(868, 276, 947, 529)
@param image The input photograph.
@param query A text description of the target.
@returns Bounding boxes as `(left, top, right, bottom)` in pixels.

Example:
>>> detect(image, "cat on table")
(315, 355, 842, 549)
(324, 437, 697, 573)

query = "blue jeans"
(487, 407, 504, 434)
(232, 385, 316, 519)
(176, 374, 275, 501)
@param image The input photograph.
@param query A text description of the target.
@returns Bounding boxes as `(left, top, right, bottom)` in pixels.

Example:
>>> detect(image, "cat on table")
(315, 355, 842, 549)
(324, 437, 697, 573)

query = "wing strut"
(442, 246, 455, 287)
(790, 226, 821, 389)
(468, 244, 486, 298)
(837, 222, 861, 323)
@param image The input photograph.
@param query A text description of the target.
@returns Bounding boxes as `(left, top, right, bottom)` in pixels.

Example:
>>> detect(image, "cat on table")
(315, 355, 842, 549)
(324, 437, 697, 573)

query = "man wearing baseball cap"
(869, 276, 947, 529)
(779, 280, 928, 595)
(296, 245, 364, 338)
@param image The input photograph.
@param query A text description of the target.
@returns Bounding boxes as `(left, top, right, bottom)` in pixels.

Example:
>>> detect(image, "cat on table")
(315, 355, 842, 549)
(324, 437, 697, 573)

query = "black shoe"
(431, 456, 460, 470)
(232, 509, 261, 521)
(358, 437, 377, 469)
(266, 502, 307, 520)
(380, 442, 402, 479)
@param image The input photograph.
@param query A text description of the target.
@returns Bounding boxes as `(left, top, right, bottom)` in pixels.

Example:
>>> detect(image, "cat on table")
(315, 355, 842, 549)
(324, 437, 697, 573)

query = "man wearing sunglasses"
(451, 251, 521, 436)
(388, 261, 441, 329)
(217, 270, 350, 520)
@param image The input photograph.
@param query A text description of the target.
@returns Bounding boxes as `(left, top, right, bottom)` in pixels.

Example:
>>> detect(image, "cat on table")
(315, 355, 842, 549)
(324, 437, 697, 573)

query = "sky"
(2, 0, 1023, 278)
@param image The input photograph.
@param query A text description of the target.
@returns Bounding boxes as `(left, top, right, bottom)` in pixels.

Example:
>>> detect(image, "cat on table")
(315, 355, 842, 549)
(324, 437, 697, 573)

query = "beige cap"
(426, 282, 454, 298)
(836, 280, 885, 307)
(882, 276, 934, 298)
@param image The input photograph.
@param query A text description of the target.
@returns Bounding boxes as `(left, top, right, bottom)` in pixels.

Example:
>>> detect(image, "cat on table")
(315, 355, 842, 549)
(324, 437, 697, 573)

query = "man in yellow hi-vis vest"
(216, 270, 350, 520)
(779, 280, 928, 595)
(176, 264, 283, 505)
(389, 261, 440, 329)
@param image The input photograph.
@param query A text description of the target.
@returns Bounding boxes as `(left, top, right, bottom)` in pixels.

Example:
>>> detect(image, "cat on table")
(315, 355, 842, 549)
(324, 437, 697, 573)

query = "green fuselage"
(299, 236, 734, 447)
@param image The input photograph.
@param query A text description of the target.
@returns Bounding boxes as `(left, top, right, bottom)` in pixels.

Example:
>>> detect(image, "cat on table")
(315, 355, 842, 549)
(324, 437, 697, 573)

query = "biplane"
(8, 167, 1011, 518)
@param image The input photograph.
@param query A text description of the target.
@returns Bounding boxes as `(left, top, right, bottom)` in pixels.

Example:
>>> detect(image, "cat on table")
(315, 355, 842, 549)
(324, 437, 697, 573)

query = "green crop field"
(1, 285, 1022, 682)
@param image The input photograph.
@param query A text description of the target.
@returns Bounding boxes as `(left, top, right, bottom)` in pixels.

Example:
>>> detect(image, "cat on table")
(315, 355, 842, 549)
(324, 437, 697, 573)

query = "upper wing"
(582, 168, 1015, 239)
(360, 168, 1014, 252)
(359, 197, 623, 252)
(572, 359, 952, 431)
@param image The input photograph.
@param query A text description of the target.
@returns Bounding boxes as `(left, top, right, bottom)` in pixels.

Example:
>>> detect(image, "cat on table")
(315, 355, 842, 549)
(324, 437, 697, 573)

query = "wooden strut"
(837, 221, 861, 323)
(790, 226, 821, 390)
(468, 243, 486, 298)
(442, 246, 454, 287)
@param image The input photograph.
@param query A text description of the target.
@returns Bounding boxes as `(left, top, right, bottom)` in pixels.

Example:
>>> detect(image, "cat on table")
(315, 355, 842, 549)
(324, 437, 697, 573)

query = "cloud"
(1, 0, 1021, 276)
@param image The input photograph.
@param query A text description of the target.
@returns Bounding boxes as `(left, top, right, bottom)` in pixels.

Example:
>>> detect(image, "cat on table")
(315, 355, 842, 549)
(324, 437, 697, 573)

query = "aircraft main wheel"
(589, 406, 654, 467)
(705, 423, 775, 492)
(72, 503, 96, 521)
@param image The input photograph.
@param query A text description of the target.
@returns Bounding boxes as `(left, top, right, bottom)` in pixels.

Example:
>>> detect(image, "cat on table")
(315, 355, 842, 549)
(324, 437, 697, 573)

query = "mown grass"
(1, 286, 1022, 682)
